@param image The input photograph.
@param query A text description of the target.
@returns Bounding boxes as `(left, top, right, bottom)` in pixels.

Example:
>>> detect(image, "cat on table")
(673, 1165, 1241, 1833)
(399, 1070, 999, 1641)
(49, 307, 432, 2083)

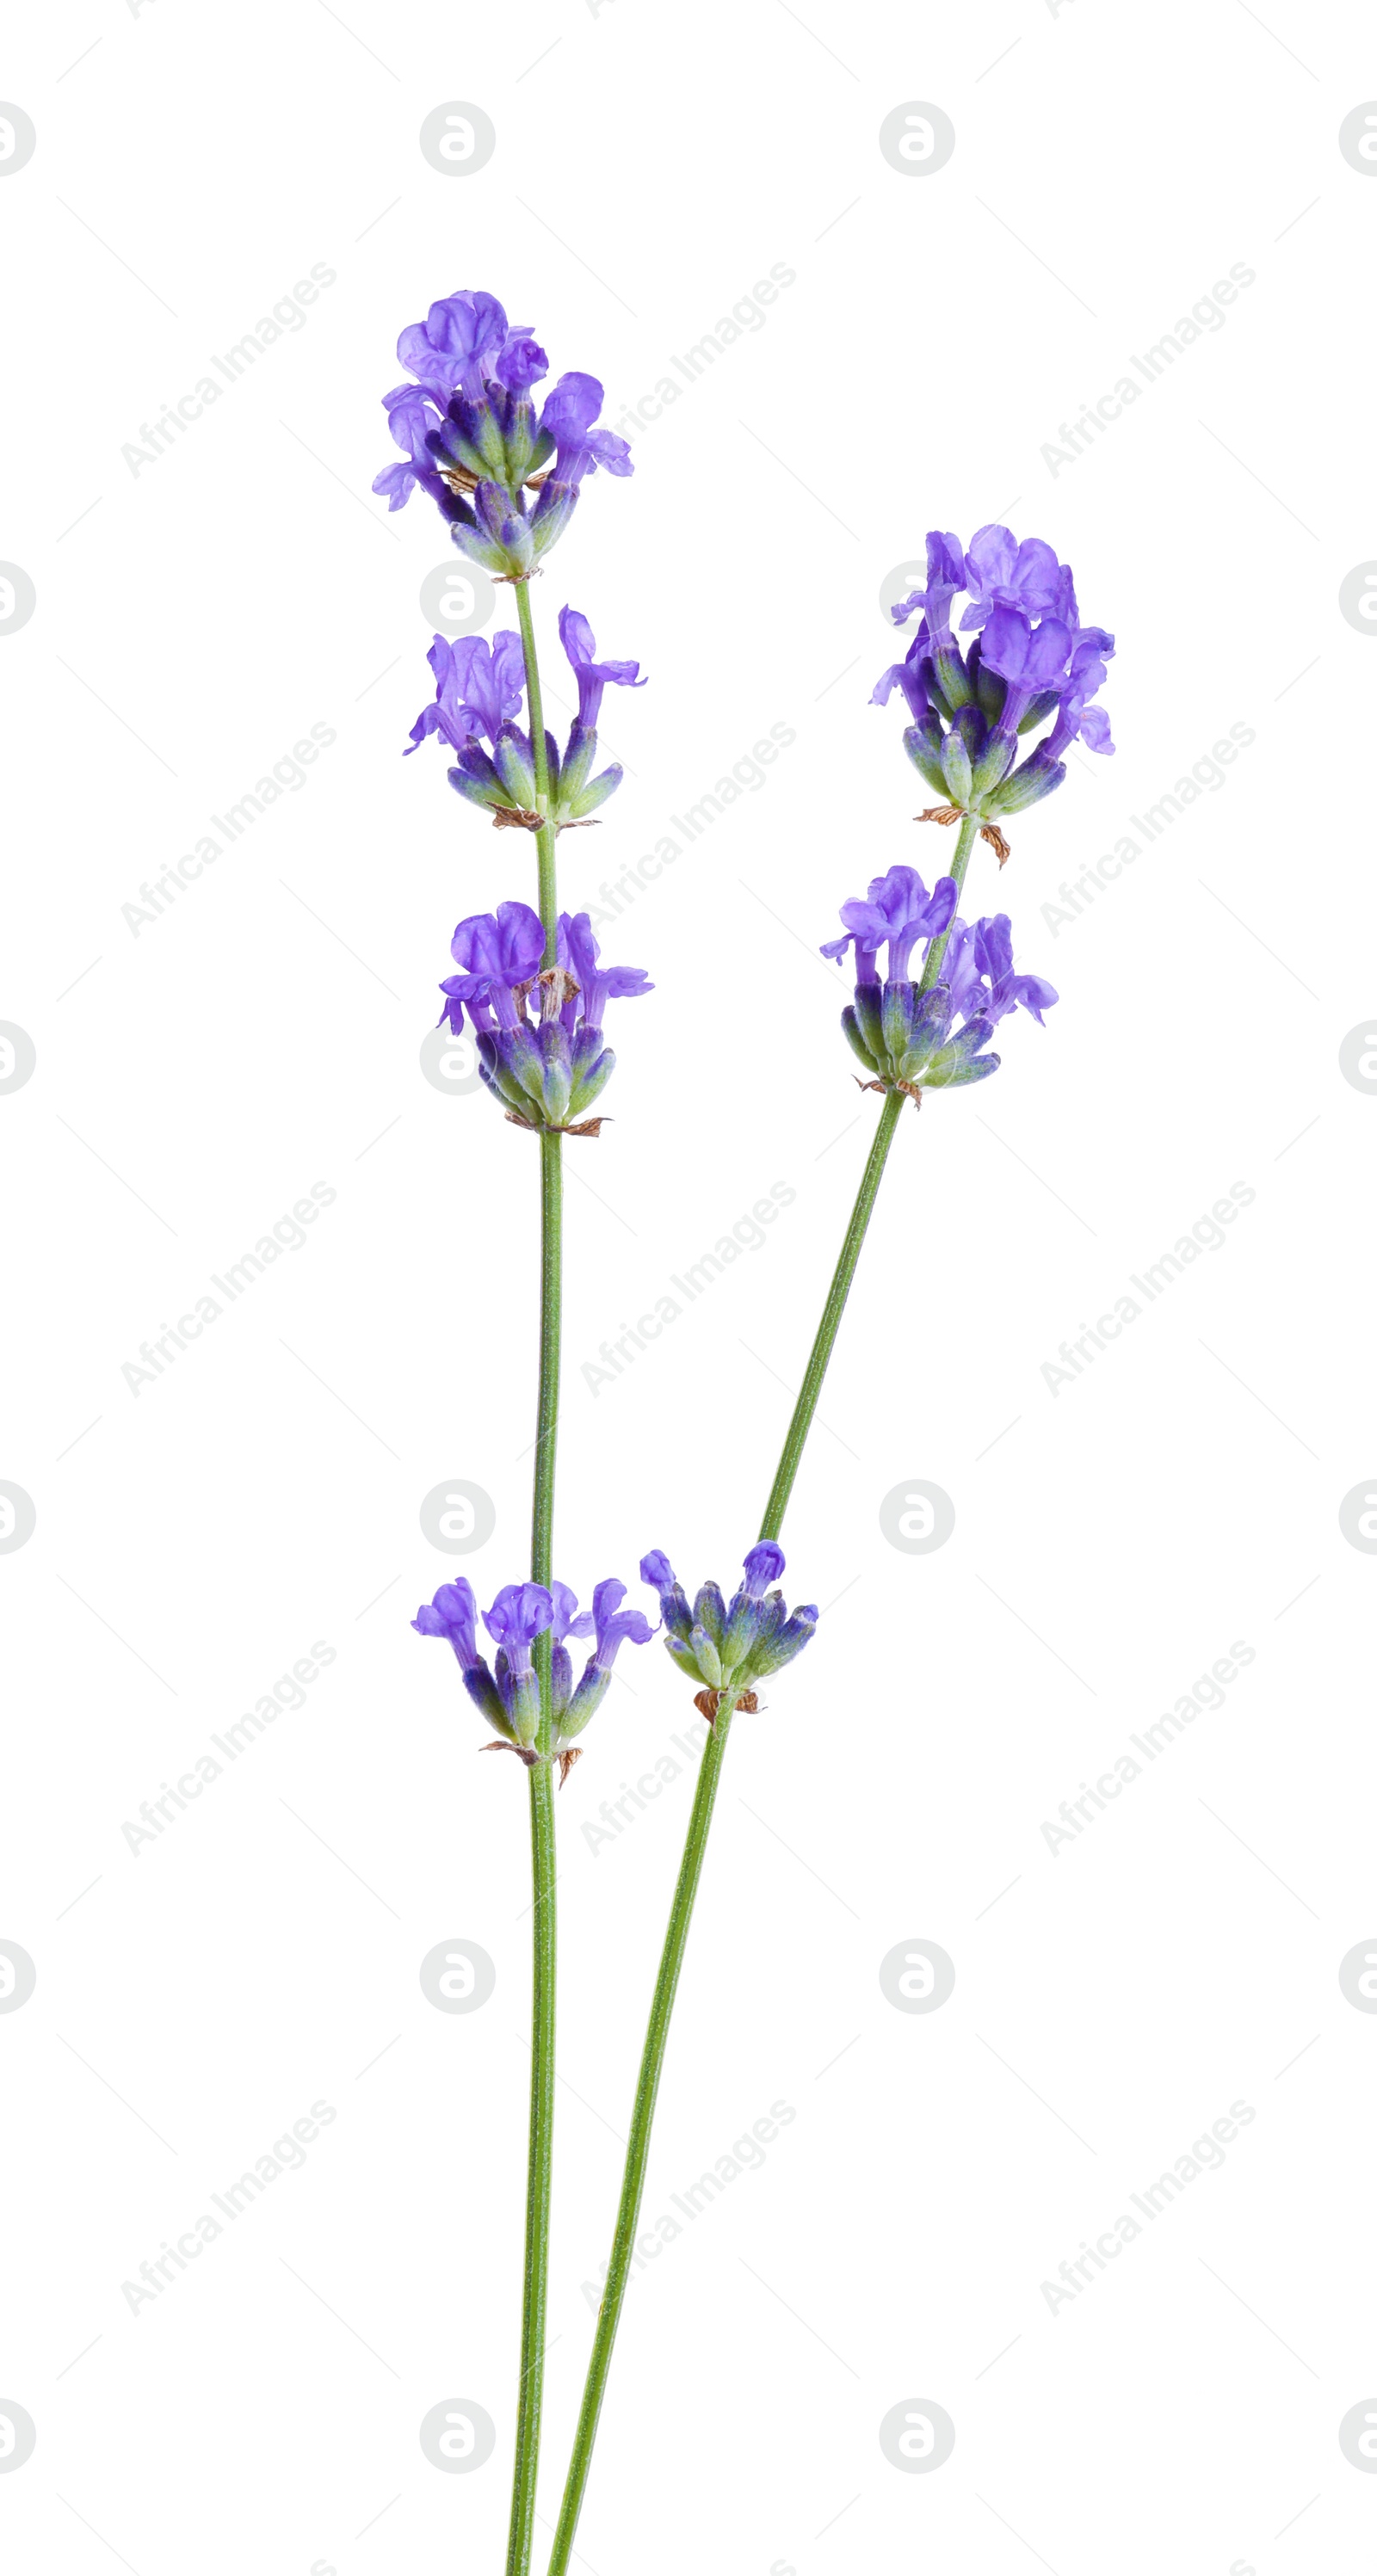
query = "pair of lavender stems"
(378, 285, 1115, 2573)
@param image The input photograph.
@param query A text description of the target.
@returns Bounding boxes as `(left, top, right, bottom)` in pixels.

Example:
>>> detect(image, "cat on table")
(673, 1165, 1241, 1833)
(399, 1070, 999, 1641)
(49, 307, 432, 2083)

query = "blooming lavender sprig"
(413, 1574, 654, 1771)
(405, 607, 642, 838)
(373, 288, 631, 577)
(875, 524, 1115, 863)
(822, 863, 1058, 1101)
(439, 901, 651, 1135)
(639, 1544, 818, 1722)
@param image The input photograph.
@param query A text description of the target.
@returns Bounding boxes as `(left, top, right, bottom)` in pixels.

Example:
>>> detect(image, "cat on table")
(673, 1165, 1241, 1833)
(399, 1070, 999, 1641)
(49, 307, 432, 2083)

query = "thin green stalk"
(505, 580, 565, 2576)
(543, 842, 985, 2564)
(756, 810, 977, 1540)
(509, 1758, 556, 2576)
(542, 1708, 735, 2576)
(515, 579, 559, 958)
(916, 811, 979, 996)
(758, 1085, 904, 1540)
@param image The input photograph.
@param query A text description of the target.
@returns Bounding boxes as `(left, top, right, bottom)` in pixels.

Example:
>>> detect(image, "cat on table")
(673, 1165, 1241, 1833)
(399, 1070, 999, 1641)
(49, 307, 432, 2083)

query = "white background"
(2, 3, 1374, 2571)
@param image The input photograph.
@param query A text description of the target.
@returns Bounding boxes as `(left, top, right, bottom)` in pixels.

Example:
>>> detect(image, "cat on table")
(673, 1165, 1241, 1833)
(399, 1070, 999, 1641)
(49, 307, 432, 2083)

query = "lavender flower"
(404, 631, 526, 756)
(822, 866, 1058, 1101)
(412, 1577, 509, 1738)
(874, 525, 1114, 860)
(413, 1572, 652, 1765)
(439, 903, 651, 1135)
(482, 1581, 560, 1746)
(562, 1581, 658, 1738)
(819, 865, 956, 983)
(639, 1543, 818, 1721)
(373, 287, 631, 577)
(432, 607, 643, 834)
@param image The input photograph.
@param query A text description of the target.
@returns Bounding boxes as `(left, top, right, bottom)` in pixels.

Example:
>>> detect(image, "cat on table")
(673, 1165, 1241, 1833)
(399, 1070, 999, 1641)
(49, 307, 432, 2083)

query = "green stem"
(505, 584, 565, 2576)
(543, 1708, 735, 2576)
(509, 1758, 556, 2576)
(917, 810, 979, 995)
(758, 1086, 904, 1541)
(532, 1129, 563, 1602)
(515, 579, 559, 960)
(544, 915, 964, 2566)
(751, 810, 977, 1541)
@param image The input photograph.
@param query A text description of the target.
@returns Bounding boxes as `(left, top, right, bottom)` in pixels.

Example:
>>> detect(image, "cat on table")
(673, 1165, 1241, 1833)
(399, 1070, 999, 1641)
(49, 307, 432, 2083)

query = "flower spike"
(639, 1545, 818, 1721)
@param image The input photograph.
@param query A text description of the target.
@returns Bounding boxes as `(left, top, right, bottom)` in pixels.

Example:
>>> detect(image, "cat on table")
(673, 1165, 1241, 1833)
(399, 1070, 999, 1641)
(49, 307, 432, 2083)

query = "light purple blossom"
(538, 373, 633, 485)
(405, 632, 527, 755)
(819, 866, 958, 983)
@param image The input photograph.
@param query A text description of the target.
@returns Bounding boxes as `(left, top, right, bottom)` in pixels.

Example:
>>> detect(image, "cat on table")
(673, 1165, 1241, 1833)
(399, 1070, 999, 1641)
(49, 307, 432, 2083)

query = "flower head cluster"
(875, 525, 1114, 856)
(414, 1574, 655, 1769)
(639, 1544, 818, 1722)
(823, 864, 1057, 1099)
(374, 288, 631, 577)
(406, 607, 642, 836)
(440, 902, 651, 1135)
